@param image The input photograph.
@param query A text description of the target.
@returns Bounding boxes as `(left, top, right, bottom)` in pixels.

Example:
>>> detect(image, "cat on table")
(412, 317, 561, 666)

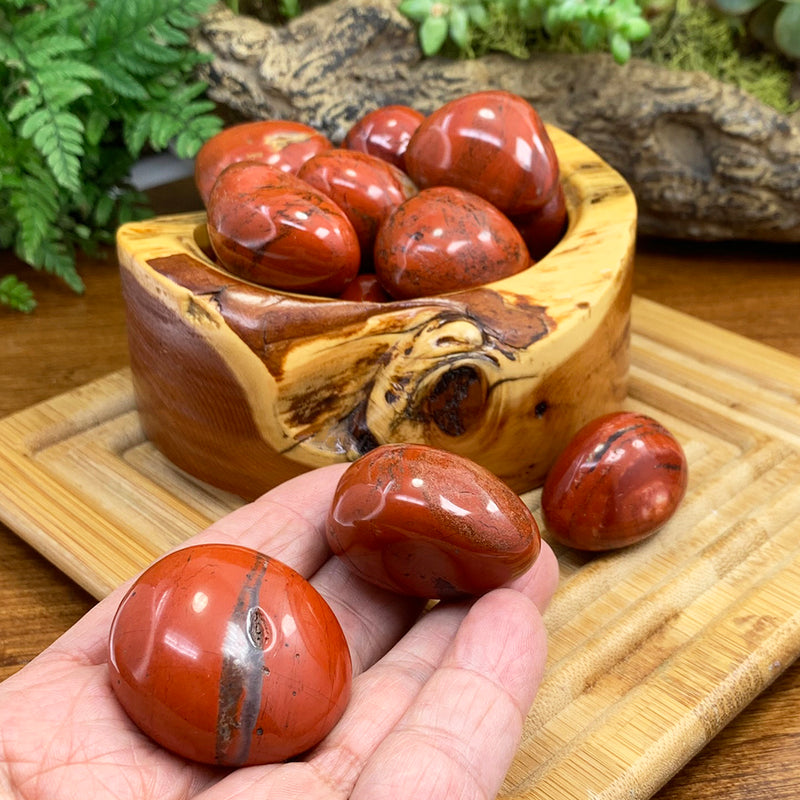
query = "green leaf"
(173, 115, 224, 158)
(709, 0, 764, 14)
(1, 0, 224, 306)
(92, 193, 116, 227)
(0, 275, 37, 313)
(99, 62, 149, 100)
(774, 2, 800, 58)
(620, 15, 651, 40)
(448, 5, 471, 48)
(85, 108, 111, 147)
(40, 78, 94, 109)
(37, 239, 85, 293)
(149, 112, 180, 149)
(131, 35, 184, 64)
(7, 94, 40, 122)
(467, 1, 491, 28)
(609, 30, 632, 62)
(399, 0, 436, 22)
(150, 19, 190, 46)
(21, 110, 85, 192)
(124, 112, 153, 157)
(25, 35, 87, 69)
(419, 14, 450, 54)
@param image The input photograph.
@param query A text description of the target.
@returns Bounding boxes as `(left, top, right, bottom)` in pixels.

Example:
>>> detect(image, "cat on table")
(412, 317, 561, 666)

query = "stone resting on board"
(116, 127, 635, 500)
(194, 0, 800, 244)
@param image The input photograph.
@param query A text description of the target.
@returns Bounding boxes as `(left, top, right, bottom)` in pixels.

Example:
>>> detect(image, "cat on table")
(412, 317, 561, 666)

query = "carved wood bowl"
(116, 126, 636, 500)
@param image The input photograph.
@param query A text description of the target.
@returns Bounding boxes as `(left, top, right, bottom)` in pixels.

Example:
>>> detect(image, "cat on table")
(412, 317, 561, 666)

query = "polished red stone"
(108, 543, 352, 765)
(326, 443, 541, 598)
(339, 273, 391, 303)
(404, 90, 560, 216)
(511, 183, 568, 261)
(195, 120, 331, 206)
(373, 186, 531, 299)
(207, 161, 361, 296)
(343, 104, 425, 170)
(541, 411, 688, 551)
(298, 149, 417, 254)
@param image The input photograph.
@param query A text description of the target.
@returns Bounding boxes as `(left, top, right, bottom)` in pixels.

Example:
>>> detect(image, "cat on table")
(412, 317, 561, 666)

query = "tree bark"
(195, 0, 800, 243)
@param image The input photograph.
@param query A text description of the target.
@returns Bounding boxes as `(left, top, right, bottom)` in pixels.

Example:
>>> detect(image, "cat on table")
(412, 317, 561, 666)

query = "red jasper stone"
(207, 161, 360, 296)
(541, 412, 688, 551)
(326, 443, 541, 599)
(297, 149, 417, 254)
(511, 183, 568, 261)
(373, 186, 530, 299)
(404, 90, 560, 216)
(108, 543, 352, 766)
(195, 120, 331, 206)
(343, 104, 425, 170)
(339, 273, 391, 302)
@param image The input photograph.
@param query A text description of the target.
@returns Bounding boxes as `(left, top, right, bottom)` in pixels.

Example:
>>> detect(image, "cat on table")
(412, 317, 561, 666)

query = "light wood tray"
(2, 295, 800, 799)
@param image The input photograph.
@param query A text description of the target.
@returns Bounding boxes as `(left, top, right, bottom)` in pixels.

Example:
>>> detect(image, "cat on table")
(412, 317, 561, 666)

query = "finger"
(260, 543, 556, 799)
(310, 555, 427, 674)
(36, 465, 349, 670)
(187, 463, 349, 575)
(173, 546, 556, 800)
(198, 595, 470, 800)
(301, 598, 468, 795)
(349, 587, 548, 800)
(507, 539, 560, 614)
(307, 537, 557, 676)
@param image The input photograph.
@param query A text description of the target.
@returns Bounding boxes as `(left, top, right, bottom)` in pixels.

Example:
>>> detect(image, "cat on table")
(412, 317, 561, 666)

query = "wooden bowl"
(116, 126, 636, 500)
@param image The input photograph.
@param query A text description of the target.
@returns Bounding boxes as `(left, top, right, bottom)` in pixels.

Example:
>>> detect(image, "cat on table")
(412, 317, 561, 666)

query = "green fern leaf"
(21, 109, 84, 192)
(131, 35, 184, 64)
(10, 169, 62, 262)
(25, 35, 86, 68)
(0, 275, 37, 313)
(40, 78, 94, 109)
(114, 50, 166, 79)
(84, 108, 111, 147)
(1, 0, 223, 310)
(123, 112, 154, 157)
(37, 238, 85, 293)
(174, 116, 223, 158)
(7, 94, 41, 122)
(168, 80, 210, 105)
(12, 2, 86, 39)
(0, 32, 24, 69)
(150, 18, 190, 46)
(99, 62, 149, 100)
(151, 112, 182, 149)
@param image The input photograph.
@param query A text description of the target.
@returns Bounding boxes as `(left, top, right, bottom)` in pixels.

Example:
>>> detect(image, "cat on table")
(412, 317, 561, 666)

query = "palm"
(0, 465, 558, 800)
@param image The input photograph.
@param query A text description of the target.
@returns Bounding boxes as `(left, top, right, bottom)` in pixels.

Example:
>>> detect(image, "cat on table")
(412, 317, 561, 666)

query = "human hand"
(0, 463, 559, 800)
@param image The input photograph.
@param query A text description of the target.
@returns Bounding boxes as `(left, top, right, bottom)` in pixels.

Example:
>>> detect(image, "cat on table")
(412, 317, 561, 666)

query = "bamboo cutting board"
(1, 295, 800, 799)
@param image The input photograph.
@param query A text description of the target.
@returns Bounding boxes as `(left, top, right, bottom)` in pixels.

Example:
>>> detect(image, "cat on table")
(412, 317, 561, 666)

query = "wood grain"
(117, 127, 636, 496)
(2, 294, 800, 799)
(0, 177, 798, 797)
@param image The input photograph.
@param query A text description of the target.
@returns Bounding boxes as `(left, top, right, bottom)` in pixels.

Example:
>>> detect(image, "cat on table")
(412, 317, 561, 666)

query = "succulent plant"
(398, 0, 652, 63)
(710, 0, 800, 59)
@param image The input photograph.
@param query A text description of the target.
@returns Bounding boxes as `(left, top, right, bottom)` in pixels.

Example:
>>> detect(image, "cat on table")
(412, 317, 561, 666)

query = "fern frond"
(98, 63, 150, 101)
(131, 34, 184, 64)
(0, 275, 37, 313)
(7, 93, 40, 122)
(36, 238, 84, 293)
(6, 163, 62, 261)
(24, 35, 86, 68)
(19, 108, 84, 191)
(2, 0, 222, 310)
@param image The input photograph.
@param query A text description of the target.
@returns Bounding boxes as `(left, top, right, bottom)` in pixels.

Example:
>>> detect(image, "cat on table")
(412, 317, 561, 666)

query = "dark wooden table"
(1, 179, 799, 798)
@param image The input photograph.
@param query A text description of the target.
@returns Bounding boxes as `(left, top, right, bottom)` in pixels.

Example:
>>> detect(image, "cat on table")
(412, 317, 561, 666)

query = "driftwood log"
(195, 0, 800, 243)
(117, 127, 635, 499)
